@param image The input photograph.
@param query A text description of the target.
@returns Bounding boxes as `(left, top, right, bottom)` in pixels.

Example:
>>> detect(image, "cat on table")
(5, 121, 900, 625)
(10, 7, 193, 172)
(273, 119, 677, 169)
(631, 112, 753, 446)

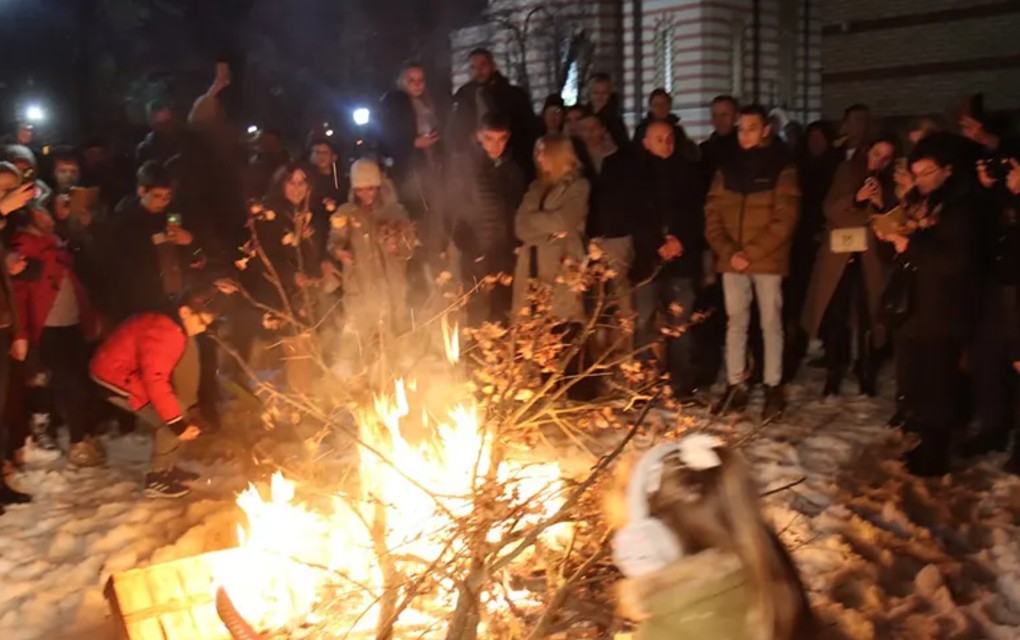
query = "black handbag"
(880, 257, 915, 328)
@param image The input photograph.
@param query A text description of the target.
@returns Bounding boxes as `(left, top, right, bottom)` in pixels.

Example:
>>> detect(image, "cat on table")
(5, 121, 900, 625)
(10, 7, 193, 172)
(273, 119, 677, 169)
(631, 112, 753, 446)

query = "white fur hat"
(350, 158, 382, 189)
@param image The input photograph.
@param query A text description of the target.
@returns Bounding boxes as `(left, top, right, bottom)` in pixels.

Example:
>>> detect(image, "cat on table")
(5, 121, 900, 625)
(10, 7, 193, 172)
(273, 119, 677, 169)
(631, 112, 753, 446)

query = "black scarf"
(720, 142, 791, 195)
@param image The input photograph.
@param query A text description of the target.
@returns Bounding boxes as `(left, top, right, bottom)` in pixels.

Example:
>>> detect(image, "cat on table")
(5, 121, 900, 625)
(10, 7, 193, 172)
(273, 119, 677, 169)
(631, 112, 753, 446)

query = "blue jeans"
(635, 277, 698, 392)
(722, 273, 783, 386)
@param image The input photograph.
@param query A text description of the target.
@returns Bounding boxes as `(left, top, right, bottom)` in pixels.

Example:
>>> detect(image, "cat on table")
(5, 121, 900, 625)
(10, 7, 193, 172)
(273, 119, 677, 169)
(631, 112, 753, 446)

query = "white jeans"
(722, 273, 784, 386)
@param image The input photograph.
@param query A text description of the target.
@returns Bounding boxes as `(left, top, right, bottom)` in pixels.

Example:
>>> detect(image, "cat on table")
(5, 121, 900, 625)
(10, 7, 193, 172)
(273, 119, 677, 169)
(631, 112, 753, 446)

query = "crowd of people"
(0, 49, 1017, 511)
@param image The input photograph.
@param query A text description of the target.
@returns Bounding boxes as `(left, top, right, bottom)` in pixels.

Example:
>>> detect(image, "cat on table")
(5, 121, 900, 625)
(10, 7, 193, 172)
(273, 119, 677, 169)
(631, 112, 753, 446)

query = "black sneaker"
(0, 484, 31, 505)
(144, 472, 191, 499)
(762, 385, 786, 423)
(710, 384, 749, 416)
(167, 466, 201, 483)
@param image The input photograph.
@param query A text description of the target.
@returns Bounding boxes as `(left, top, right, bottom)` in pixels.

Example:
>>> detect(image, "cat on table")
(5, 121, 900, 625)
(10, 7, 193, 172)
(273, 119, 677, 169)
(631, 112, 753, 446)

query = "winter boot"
(904, 432, 951, 477)
(68, 440, 104, 468)
(762, 385, 786, 423)
(710, 384, 749, 416)
(145, 472, 191, 499)
(888, 395, 908, 428)
(29, 413, 58, 452)
(822, 373, 842, 398)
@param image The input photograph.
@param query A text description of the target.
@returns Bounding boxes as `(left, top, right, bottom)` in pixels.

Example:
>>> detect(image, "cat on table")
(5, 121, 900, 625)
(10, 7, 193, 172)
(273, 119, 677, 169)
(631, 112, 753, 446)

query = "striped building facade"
(450, 0, 822, 141)
(820, 0, 1020, 119)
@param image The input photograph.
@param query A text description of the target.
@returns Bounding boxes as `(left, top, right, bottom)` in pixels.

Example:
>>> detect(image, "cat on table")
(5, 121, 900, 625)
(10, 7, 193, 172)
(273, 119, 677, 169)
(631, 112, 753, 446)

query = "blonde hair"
(535, 133, 581, 186)
(645, 447, 812, 640)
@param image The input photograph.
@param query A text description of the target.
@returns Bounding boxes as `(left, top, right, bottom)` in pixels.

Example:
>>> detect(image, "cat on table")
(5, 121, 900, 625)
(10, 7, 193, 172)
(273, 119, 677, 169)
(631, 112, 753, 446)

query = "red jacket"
(90, 313, 187, 432)
(11, 231, 98, 344)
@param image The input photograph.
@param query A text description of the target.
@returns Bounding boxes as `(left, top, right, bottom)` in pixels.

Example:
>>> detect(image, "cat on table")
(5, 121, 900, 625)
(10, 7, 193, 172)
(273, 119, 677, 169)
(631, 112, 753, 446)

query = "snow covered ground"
(1, 371, 1019, 639)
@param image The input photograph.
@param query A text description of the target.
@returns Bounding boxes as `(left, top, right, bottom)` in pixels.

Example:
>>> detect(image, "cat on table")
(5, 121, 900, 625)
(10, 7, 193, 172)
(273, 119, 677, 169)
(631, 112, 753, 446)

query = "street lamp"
(246, 124, 259, 135)
(352, 108, 370, 127)
(24, 104, 46, 124)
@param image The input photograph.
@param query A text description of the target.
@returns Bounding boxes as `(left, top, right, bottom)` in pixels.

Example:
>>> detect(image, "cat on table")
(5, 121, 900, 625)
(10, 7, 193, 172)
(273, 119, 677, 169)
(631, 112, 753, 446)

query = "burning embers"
(214, 322, 568, 637)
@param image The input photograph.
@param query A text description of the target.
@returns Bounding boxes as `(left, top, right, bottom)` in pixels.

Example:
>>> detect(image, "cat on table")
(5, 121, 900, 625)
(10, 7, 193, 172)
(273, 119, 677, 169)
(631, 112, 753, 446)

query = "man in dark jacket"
(378, 61, 446, 279)
(451, 114, 527, 326)
(136, 99, 183, 166)
(699, 95, 739, 193)
(107, 161, 201, 321)
(632, 89, 699, 162)
(587, 73, 629, 150)
(962, 95, 1020, 468)
(580, 112, 633, 319)
(631, 121, 705, 398)
(705, 105, 800, 421)
(450, 48, 537, 179)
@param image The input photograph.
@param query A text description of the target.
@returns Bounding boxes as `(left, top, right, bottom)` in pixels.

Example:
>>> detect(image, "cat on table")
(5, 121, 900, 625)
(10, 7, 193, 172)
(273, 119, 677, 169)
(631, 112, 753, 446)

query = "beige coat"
(800, 159, 888, 347)
(328, 180, 413, 337)
(512, 176, 590, 322)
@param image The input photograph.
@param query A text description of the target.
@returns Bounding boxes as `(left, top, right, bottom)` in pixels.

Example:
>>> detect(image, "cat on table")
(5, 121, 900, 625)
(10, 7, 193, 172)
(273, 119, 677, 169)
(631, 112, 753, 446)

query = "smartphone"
(21, 166, 36, 185)
(167, 212, 183, 227)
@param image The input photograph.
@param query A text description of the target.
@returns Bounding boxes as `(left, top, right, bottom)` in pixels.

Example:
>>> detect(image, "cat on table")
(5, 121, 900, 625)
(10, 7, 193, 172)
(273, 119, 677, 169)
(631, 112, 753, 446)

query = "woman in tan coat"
(511, 134, 590, 322)
(801, 135, 898, 397)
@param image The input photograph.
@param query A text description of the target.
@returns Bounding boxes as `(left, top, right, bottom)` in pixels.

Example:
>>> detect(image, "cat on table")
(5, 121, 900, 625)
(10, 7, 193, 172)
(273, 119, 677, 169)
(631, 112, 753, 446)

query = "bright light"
(325, 129, 335, 137)
(247, 125, 259, 134)
(24, 104, 45, 123)
(352, 108, 370, 127)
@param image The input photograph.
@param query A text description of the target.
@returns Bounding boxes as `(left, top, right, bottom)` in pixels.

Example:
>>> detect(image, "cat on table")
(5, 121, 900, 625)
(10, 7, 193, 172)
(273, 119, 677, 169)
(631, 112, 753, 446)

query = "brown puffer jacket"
(704, 146, 801, 276)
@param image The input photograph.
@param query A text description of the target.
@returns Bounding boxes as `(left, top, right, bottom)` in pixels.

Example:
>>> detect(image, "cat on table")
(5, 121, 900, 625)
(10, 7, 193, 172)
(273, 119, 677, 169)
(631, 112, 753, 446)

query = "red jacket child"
(11, 230, 99, 344)
(90, 313, 189, 434)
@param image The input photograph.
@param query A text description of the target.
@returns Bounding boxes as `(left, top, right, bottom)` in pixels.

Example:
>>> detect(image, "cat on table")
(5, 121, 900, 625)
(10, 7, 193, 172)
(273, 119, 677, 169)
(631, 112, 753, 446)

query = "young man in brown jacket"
(705, 105, 800, 421)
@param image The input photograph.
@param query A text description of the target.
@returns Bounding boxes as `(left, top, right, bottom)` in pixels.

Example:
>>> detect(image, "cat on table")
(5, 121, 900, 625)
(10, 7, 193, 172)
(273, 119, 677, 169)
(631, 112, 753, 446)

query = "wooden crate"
(105, 549, 240, 640)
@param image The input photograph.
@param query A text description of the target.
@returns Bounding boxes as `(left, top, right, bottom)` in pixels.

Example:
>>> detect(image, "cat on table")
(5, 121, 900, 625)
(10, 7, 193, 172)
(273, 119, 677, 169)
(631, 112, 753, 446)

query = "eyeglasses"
(912, 166, 941, 179)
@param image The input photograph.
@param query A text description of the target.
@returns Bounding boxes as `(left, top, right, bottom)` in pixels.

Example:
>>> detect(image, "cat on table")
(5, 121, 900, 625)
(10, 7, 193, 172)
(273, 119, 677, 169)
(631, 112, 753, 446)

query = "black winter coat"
(698, 132, 738, 196)
(450, 148, 527, 270)
(630, 151, 705, 282)
(450, 73, 537, 178)
(593, 94, 629, 151)
(378, 89, 444, 181)
(586, 148, 633, 240)
(898, 180, 977, 341)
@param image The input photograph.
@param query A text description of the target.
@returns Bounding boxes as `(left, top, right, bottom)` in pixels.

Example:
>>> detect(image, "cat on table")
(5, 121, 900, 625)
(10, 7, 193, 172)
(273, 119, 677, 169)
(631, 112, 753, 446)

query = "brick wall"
(821, 0, 1020, 118)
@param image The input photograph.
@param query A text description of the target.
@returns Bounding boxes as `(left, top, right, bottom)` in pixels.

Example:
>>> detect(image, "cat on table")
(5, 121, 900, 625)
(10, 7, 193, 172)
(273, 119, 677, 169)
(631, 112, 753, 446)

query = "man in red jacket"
(91, 287, 219, 498)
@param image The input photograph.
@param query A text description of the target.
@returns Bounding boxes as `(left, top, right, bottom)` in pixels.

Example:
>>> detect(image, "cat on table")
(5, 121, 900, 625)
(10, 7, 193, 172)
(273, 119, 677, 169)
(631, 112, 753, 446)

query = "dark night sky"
(0, 0, 485, 148)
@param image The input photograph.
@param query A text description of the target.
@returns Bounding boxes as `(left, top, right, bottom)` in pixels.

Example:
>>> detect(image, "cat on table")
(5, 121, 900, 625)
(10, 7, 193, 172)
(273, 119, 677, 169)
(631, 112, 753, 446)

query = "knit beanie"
(350, 158, 382, 189)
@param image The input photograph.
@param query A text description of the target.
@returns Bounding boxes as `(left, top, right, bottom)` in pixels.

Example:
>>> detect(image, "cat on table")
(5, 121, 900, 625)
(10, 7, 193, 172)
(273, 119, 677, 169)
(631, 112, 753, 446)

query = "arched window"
(658, 26, 675, 93)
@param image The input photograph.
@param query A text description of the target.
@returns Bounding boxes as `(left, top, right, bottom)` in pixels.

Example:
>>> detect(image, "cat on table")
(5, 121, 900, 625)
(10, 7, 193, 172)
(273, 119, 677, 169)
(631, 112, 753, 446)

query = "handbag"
(879, 257, 915, 328)
(829, 227, 868, 253)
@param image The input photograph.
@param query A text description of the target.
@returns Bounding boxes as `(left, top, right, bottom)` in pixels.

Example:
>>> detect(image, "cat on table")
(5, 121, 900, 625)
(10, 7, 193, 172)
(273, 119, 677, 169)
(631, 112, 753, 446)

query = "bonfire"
(144, 205, 668, 639)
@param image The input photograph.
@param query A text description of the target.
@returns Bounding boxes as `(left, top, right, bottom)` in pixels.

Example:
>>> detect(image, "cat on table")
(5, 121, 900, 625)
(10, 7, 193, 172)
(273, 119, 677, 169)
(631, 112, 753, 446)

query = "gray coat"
(512, 176, 590, 322)
(801, 159, 888, 347)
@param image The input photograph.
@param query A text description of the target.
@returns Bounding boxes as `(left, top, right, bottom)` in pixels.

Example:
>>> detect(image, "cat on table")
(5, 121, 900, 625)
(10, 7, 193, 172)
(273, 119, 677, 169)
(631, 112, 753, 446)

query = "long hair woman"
(511, 134, 590, 322)
(802, 133, 900, 397)
(611, 435, 815, 639)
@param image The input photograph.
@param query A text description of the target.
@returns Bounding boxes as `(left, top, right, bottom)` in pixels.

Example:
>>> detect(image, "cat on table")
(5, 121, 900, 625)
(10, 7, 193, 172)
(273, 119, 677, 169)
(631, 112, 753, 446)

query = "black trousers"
(971, 284, 1018, 438)
(38, 326, 92, 444)
(821, 257, 871, 380)
(899, 336, 964, 449)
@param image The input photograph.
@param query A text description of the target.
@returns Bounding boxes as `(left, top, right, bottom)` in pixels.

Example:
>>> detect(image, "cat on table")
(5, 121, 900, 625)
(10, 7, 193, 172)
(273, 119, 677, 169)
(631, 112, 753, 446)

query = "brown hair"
(535, 134, 581, 186)
(647, 447, 813, 639)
